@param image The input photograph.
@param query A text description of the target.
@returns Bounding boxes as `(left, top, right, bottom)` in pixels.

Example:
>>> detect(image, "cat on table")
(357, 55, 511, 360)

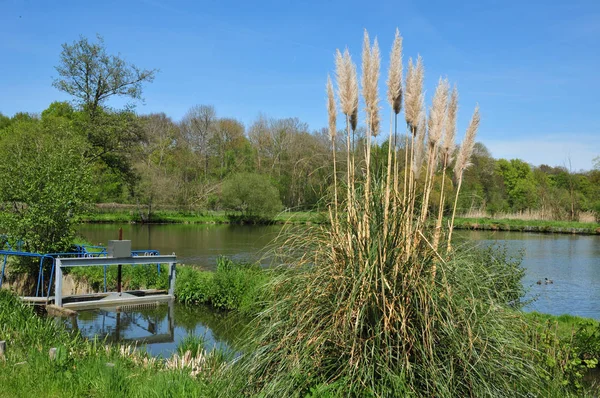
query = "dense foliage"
(1, 107, 597, 223)
(0, 113, 91, 254)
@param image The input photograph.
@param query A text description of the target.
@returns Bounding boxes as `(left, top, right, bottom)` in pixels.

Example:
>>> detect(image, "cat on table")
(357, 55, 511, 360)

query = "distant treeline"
(0, 104, 598, 222)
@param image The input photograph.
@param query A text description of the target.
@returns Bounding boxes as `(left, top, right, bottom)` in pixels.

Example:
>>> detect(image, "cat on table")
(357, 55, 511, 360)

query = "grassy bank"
(0, 290, 226, 398)
(78, 207, 600, 235)
(4, 258, 600, 396)
(454, 217, 600, 235)
(78, 207, 326, 225)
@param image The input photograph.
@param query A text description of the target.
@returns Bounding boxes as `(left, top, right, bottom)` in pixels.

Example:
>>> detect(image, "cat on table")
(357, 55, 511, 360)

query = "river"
(75, 224, 600, 356)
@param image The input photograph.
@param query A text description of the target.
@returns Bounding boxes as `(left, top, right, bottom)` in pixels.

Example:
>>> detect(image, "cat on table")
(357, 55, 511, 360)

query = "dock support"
(168, 261, 176, 297)
(55, 258, 63, 307)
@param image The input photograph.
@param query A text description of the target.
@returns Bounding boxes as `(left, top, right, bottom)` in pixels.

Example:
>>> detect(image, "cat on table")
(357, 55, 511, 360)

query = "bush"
(175, 257, 269, 313)
(221, 172, 282, 223)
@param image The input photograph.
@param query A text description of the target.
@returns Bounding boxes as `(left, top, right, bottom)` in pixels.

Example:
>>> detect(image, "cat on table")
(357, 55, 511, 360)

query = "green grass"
(78, 207, 327, 225)
(454, 217, 600, 234)
(0, 289, 223, 398)
(524, 312, 600, 340)
(176, 257, 271, 314)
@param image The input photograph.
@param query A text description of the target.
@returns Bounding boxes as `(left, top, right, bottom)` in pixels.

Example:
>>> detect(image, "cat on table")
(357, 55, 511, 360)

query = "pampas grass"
(229, 30, 553, 398)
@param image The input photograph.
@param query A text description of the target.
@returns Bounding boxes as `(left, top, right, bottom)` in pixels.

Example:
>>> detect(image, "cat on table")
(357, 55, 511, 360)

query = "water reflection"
(65, 302, 246, 357)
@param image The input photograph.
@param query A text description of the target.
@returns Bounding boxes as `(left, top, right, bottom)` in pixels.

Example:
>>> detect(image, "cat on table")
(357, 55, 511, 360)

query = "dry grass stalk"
(404, 57, 424, 131)
(384, 28, 403, 240)
(361, 30, 381, 241)
(433, 85, 458, 252)
(420, 78, 448, 225)
(165, 350, 207, 377)
(326, 75, 338, 219)
(334, 47, 360, 243)
(448, 106, 480, 251)
(403, 57, 424, 259)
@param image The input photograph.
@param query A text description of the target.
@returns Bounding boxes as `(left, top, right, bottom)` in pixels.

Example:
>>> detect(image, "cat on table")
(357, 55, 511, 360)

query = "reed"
(231, 30, 553, 397)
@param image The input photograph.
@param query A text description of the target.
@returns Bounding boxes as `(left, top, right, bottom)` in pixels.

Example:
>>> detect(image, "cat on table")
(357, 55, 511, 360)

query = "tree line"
(1, 104, 598, 220)
(0, 34, 598, 235)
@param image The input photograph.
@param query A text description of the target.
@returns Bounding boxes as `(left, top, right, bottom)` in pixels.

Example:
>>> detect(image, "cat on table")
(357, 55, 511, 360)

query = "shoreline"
(78, 210, 600, 235)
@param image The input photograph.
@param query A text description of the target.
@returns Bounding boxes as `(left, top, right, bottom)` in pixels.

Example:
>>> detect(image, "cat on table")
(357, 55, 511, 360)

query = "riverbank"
(78, 208, 325, 225)
(79, 207, 600, 235)
(453, 217, 600, 235)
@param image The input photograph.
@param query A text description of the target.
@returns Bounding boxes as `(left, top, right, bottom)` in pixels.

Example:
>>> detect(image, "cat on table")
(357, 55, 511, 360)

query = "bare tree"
(180, 105, 217, 178)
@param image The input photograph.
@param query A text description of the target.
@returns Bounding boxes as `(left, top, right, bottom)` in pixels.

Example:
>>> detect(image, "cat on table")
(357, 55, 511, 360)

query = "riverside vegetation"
(0, 35, 598, 236)
(1, 29, 600, 397)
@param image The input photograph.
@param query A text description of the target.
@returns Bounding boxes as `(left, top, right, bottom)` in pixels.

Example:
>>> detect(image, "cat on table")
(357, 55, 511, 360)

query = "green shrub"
(175, 257, 270, 313)
(221, 172, 282, 223)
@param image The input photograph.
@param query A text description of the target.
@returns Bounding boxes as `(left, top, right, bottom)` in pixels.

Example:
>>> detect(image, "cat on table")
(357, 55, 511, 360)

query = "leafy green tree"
(53, 35, 157, 117)
(41, 101, 75, 121)
(0, 113, 10, 130)
(496, 159, 538, 211)
(221, 173, 282, 221)
(0, 119, 91, 254)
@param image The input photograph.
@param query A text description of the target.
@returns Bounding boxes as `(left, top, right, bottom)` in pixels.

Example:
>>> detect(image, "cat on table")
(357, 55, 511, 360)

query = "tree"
(0, 113, 10, 130)
(53, 35, 157, 117)
(594, 156, 600, 171)
(0, 118, 91, 255)
(221, 173, 282, 221)
(210, 118, 251, 178)
(180, 105, 217, 178)
(496, 159, 537, 212)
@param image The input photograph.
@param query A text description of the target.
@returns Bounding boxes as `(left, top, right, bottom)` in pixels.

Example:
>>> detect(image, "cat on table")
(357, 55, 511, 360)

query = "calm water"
(63, 302, 246, 357)
(457, 230, 600, 319)
(78, 223, 281, 270)
(74, 224, 600, 356)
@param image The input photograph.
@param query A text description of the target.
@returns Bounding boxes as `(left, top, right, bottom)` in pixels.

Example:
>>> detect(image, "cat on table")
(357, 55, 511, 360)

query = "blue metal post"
(0, 255, 7, 288)
(36, 257, 44, 297)
(46, 259, 56, 300)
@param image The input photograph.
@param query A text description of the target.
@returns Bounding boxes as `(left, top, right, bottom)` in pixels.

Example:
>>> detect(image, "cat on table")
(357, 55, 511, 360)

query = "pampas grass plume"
(335, 49, 358, 118)
(427, 78, 449, 149)
(326, 75, 337, 140)
(454, 105, 480, 176)
(404, 55, 424, 132)
(442, 85, 458, 159)
(386, 28, 403, 115)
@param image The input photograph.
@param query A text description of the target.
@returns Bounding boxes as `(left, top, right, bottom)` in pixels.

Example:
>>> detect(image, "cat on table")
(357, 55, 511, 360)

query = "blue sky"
(1, 0, 599, 170)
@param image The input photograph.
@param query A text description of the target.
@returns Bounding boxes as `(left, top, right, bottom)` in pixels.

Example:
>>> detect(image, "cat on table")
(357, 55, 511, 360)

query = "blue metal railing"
(0, 242, 161, 298)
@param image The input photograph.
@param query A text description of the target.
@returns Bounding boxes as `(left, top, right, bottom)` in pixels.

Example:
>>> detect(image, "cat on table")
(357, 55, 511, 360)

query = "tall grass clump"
(230, 30, 558, 397)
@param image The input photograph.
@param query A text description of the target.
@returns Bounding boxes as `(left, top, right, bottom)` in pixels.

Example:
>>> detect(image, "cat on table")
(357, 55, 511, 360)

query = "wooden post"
(117, 228, 123, 294)
(0, 340, 6, 358)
